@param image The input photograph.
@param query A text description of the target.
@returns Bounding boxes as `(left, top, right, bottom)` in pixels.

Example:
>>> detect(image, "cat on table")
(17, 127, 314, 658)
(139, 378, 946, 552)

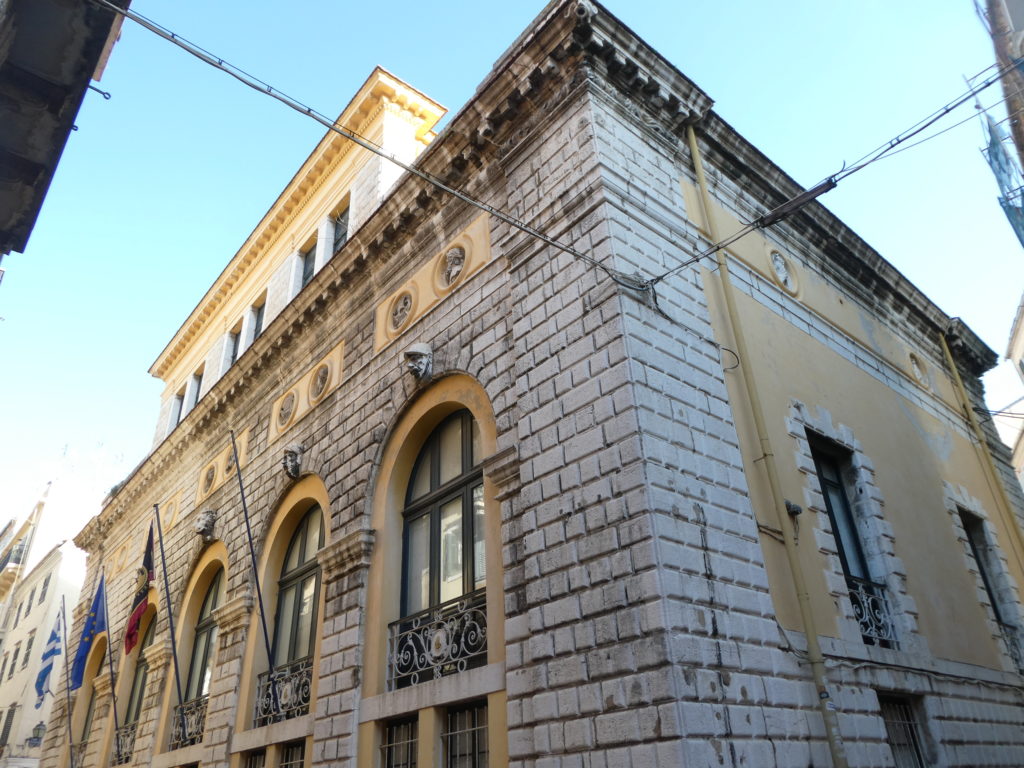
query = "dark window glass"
(124, 619, 157, 724)
(80, 687, 97, 741)
(253, 302, 265, 340)
(333, 207, 349, 254)
(229, 331, 241, 366)
(810, 441, 869, 581)
(301, 245, 316, 288)
(26, 588, 35, 615)
(273, 507, 323, 666)
(401, 410, 484, 617)
(22, 633, 33, 668)
(959, 510, 1004, 623)
(0, 654, 7, 681)
(245, 751, 266, 768)
(8, 644, 19, 678)
(39, 574, 50, 602)
(185, 571, 222, 701)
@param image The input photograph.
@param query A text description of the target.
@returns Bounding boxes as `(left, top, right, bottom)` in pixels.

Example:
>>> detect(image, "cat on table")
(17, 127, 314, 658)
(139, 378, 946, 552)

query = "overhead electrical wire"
(84, 0, 648, 291)
(88, 0, 1021, 304)
(645, 56, 1022, 288)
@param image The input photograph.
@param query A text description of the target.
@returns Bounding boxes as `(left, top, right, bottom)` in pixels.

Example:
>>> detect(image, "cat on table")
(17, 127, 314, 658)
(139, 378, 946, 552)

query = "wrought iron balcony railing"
(846, 575, 898, 648)
(110, 722, 137, 765)
(168, 695, 208, 750)
(998, 621, 1024, 672)
(388, 588, 487, 690)
(70, 741, 88, 768)
(253, 657, 313, 727)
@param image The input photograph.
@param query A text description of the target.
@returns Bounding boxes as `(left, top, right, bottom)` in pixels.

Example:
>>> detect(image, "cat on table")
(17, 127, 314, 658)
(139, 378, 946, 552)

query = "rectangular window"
(228, 328, 241, 367)
(252, 300, 265, 340)
(809, 436, 896, 647)
(22, 632, 33, 668)
(0, 654, 8, 681)
(381, 719, 417, 768)
(39, 574, 50, 603)
(878, 694, 927, 768)
(13, 603, 21, 625)
(170, 389, 185, 430)
(189, 369, 204, 411)
(26, 587, 35, 615)
(444, 702, 487, 768)
(8, 644, 19, 678)
(244, 751, 266, 768)
(300, 244, 316, 288)
(333, 206, 349, 254)
(279, 740, 305, 768)
(959, 509, 1004, 622)
(0, 706, 15, 747)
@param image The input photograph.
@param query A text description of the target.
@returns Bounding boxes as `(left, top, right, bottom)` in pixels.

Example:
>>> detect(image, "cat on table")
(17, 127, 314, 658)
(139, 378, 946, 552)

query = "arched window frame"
(270, 505, 324, 669)
(184, 569, 222, 703)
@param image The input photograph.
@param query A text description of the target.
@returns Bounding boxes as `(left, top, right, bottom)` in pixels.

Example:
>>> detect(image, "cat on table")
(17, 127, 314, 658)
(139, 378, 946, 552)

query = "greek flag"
(35, 612, 62, 708)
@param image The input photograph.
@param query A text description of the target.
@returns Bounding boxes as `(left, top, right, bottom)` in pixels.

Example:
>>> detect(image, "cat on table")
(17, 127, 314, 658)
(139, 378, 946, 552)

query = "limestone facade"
(43, 2, 1024, 768)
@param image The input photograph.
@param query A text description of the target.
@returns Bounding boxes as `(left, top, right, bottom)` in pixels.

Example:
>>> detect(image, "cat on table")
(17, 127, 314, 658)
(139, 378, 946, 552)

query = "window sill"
(230, 713, 313, 754)
(359, 661, 504, 723)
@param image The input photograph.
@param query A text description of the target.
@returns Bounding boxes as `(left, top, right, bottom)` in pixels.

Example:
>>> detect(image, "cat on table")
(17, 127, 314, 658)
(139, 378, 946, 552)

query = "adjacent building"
(0, 494, 85, 768)
(43, 2, 1024, 767)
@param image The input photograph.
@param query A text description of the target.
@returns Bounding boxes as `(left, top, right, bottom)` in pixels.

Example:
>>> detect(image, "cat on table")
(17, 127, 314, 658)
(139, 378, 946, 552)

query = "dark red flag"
(124, 524, 154, 654)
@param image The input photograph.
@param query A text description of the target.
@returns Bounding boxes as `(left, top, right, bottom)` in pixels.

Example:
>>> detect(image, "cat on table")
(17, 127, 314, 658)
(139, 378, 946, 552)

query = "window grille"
(381, 718, 417, 768)
(280, 740, 305, 768)
(444, 702, 487, 768)
(878, 695, 927, 768)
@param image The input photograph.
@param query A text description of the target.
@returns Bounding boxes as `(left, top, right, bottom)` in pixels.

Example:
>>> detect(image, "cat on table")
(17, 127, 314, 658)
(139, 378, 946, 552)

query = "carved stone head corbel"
(194, 510, 217, 543)
(404, 342, 433, 381)
(282, 444, 304, 479)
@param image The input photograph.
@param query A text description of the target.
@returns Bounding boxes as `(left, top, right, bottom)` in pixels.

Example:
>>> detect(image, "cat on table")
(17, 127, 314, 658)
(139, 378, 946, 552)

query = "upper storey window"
(333, 206, 349, 255)
(390, 410, 486, 689)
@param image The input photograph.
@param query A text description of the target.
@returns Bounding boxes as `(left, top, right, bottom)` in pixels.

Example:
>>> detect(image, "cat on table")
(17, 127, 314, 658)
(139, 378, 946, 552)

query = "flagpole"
(229, 431, 276, 684)
(152, 504, 188, 741)
(60, 596, 75, 763)
(99, 567, 122, 758)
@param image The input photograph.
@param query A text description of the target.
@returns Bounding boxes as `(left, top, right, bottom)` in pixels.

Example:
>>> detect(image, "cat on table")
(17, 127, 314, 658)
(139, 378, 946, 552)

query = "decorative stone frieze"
(268, 340, 345, 444)
(373, 214, 491, 351)
(194, 428, 251, 505)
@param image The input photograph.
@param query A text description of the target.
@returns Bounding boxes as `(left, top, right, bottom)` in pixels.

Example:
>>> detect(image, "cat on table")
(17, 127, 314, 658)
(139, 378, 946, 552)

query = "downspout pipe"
(685, 124, 849, 768)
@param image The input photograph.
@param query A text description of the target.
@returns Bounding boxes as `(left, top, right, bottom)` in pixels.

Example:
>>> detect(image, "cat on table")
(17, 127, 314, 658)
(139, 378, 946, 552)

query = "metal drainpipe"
(939, 332, 1024, 569)
(685, 124, 849, 768)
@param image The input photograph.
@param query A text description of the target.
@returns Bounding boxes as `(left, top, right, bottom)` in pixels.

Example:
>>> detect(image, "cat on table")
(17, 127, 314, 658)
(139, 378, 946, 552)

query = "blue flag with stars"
(35, 611, 62, 707)
(69, 576, 106, 691)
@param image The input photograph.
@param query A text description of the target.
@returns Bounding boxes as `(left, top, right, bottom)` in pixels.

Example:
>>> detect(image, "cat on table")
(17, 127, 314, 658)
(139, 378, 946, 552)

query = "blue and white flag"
(35, 612, 62, 707)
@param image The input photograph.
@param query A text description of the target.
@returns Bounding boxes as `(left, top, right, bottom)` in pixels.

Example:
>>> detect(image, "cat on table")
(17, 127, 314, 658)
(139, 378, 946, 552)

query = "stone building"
(43, 2, 1024, 767)
(0, 494, 85, 768)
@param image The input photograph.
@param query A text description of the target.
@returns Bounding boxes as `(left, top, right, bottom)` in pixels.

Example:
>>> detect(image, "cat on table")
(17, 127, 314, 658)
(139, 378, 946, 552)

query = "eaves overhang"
(0, 0, 128, 257)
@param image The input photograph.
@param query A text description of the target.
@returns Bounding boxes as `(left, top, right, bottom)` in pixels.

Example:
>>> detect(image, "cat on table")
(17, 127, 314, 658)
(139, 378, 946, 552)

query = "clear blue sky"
(1, 0, 1021, 536)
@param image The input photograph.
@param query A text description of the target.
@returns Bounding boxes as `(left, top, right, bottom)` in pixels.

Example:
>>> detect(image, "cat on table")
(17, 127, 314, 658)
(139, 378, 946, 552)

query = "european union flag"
(69, 576, 106, 691)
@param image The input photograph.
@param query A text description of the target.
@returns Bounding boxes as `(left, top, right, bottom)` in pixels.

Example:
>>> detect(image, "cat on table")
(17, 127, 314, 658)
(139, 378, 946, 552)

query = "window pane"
(405, 515, 430, 614)
(440, 498, 463, 603)
(473, 485, 486, 590)
(409, 454, 431, 502)
(186, 631, 210, 700)
(439, 417, 463, 486)
(826, 484, 867, 579)
(303, 506, 323, 564)
(470, 417, 481, 467)
(274, 585, 297, 666)
(295, 575, 316, 660)
(284, 532, 302, 573)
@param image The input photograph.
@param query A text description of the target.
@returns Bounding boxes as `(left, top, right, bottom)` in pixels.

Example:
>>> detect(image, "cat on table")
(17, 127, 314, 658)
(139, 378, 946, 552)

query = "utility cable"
(85, 0, 647, 291)
(646, 56, 1021, 288)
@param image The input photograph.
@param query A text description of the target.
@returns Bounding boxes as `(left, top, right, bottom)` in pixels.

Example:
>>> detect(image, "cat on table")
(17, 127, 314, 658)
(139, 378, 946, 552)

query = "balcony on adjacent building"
(847, 575, 898, 648)
(253, 657, 313, 727)
(387, 588, 487, 690)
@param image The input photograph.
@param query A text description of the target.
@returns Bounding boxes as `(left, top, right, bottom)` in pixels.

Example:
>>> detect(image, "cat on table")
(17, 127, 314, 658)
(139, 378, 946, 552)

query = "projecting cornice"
(149, 67, 445, 383)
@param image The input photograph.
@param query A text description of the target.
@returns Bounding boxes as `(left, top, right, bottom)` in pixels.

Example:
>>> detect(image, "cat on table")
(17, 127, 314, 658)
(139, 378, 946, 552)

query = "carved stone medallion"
(278, 391, 297, 428)
(391, 292, 413, 330)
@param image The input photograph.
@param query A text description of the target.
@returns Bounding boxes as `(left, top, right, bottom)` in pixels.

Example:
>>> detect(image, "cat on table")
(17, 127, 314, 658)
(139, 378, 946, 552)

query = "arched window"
(255, 505, 323, 726)
(402, 409, 484, 616)
(113, 618, 156, 765)
(170, 570, 222, 750)
(390, 409, 486, 689)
